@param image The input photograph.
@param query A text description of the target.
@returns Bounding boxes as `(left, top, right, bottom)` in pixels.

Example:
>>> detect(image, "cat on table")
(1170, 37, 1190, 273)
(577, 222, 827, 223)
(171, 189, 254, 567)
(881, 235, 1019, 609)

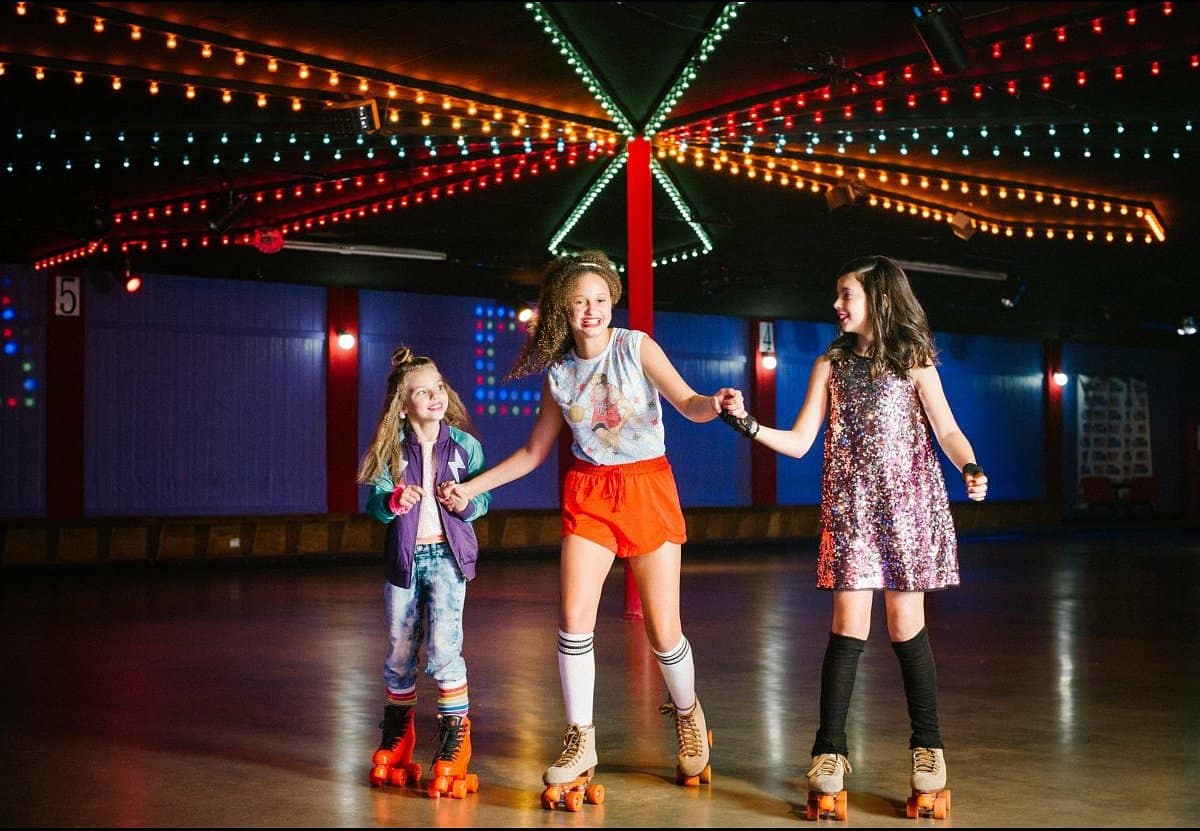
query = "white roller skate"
(659, 696, 712, 785)
(805, 753, 851, 820)
(906, 747, 951, 819)
(541, 724, 604, 812)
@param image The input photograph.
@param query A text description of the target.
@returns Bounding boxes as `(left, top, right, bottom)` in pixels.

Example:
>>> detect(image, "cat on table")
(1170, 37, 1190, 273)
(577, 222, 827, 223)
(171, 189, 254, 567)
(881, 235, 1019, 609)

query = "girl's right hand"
(438, 481, 469, 506)
(388, 484, 424, 515)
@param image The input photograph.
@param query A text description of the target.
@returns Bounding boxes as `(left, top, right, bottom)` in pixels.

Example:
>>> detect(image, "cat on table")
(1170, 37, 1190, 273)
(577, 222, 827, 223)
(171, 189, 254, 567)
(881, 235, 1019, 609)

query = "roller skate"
(541, 724, 605, 812)
(659, 696, 712, 786)
(426, 714, 478, 799)
(369, 704, 422, 787)
(805, 753, 851, 820)
(906, 747, 951, 819)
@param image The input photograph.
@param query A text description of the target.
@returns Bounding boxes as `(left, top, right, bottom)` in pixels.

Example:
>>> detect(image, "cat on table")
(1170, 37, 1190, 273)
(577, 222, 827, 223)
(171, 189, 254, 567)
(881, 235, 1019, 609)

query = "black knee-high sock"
(892, 627, 943, 749)
(811, 632, 866, 756)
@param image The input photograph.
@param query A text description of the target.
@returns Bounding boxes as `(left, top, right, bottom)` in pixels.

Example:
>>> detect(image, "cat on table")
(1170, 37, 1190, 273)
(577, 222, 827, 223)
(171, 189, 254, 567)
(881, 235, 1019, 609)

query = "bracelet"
(719, 410, 760, 439)
(962, 462, 984, 477)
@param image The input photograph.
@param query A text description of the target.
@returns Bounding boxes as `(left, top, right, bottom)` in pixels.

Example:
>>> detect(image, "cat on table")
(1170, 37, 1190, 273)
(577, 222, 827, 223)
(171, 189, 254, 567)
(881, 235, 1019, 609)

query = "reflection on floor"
(2, 527, 1198, 827)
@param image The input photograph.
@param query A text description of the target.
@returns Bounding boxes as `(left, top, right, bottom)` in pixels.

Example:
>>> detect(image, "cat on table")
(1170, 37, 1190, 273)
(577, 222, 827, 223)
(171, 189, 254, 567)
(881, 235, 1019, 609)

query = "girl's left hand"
(437, 482, 468, 512)
(962, 464, 988, 501)
(712, 387, 744, 417)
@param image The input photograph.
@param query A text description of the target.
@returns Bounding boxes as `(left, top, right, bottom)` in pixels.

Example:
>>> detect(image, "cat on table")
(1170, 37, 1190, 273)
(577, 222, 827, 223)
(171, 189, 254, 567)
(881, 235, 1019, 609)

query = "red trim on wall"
(1043, 339, 1064, 502)
(46, 272, 86, 519)
(749, 319, 778, 505)
(326, 286, 359, 513)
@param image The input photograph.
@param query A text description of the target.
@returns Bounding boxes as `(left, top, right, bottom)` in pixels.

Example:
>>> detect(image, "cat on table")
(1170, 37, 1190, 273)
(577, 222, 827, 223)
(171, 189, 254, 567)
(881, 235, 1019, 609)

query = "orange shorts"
(561, 456, 687, 558)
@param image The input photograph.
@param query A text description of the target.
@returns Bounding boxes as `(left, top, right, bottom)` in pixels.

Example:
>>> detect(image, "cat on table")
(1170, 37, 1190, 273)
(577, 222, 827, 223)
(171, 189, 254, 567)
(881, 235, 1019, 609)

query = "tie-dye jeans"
(383, 542, 468, 692)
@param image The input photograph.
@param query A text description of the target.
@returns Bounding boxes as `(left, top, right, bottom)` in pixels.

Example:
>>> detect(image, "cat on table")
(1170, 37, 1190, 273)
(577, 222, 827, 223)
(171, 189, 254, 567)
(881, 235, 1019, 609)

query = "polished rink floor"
(2, 526, 1198, 828)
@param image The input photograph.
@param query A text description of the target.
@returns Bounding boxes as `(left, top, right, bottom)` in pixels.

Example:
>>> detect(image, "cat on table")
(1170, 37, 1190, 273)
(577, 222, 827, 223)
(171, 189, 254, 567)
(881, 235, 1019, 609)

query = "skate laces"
(378, 706, 411, 749)
(553, 725, 587, 767)
(808, 753, 851, 778)
(912, 747, 940, 774)
(659, 699, 703, 757)
(434, 716, 465, 762)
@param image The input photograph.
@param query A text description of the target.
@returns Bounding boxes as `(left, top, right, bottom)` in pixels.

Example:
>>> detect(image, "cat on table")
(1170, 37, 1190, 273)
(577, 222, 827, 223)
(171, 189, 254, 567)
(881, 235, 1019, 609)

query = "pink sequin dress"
(816, 354, 960, 591)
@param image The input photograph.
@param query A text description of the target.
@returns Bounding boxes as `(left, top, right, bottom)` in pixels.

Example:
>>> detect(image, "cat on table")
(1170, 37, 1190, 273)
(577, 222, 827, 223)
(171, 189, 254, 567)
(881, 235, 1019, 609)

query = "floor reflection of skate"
(806, 789, 848, 820)
(906, 788, 951, 819)
(541, 772, 605, 811)
(674, 728, 714, 786)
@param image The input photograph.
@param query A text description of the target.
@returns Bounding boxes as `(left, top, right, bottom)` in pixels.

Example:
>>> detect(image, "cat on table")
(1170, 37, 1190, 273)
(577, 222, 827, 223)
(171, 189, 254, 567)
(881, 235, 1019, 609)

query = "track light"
(336, 330, 356, 349)
(123, 254, 142, 293)
(1178, 315, 1197, 336)
(1001, 277, 1027, 308)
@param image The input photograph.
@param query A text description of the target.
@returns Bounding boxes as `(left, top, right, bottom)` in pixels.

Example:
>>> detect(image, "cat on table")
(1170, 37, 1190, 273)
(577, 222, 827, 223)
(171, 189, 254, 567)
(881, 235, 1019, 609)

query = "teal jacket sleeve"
(454, 430, 491, 522)
(364, 467, 398, 524)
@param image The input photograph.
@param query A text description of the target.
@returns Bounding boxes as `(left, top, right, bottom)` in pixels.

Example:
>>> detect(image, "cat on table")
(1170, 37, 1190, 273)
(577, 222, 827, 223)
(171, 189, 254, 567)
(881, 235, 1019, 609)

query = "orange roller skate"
(805, 753, 851, 821)
(369, 704, 422, 787)
(659, 696, 713, 786)
(905, 747, 950, 819)
(541, 724, 603, 811)
(426, 715, 478, 799)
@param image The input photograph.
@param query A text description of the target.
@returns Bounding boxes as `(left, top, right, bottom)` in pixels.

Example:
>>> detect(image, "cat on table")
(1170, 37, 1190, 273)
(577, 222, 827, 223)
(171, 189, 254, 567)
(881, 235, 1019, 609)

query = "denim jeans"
(383, 542, 468, 692)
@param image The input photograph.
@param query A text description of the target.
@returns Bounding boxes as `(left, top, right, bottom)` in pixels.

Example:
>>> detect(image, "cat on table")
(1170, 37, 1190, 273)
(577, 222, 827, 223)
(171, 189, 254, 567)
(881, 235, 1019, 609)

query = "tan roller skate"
(906, 747, 951, 819)
(426, 715, 479, 799)
(805, 753, 851, 820)
(659, 696, 712, 786)
(369, 704, 422, 787)
(541, 724, 605, 812)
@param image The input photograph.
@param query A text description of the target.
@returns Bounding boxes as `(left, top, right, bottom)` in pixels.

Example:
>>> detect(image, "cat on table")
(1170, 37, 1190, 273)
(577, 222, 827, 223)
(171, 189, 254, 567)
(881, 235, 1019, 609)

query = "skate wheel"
(806, 797, 819, 821)
(465, 773, 479, 793)
(834, 790, 848, 821)
(542, 786, 562, 810)
(906, 796, 918, 819)
(389, 767, 408, 787)
(933, 789, 951, 820)
(369, 764, 389, 786)
(409, 762, 423, 785)
(700, 763, 712, 784)
(564, 790, 584, 812)
(451, 778, 468, 799)
(585, 782, 604, 805)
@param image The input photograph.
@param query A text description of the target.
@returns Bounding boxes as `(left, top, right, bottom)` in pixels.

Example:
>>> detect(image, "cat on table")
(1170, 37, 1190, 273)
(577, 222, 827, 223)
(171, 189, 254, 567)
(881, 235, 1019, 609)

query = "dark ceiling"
(2, 1, 1199, 350)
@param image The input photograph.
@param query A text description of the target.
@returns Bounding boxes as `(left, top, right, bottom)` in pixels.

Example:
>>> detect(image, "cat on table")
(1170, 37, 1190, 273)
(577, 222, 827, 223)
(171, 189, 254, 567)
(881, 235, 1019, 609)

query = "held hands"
(712, 387, 745, 418)
(962, 463, 989, 502)
(436, 481, 470, 513)
(388, 484, 424, 515)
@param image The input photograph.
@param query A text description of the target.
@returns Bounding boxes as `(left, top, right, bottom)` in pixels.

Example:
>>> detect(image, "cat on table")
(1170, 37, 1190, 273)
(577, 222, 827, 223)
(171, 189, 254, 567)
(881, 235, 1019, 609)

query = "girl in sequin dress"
(440, 251, 744, 801)
(719, 255, 988, 810)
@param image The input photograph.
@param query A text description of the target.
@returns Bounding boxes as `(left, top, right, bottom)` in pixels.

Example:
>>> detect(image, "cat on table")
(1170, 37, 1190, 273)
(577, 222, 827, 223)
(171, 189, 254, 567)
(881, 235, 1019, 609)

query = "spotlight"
(1053, 371, 1068, 387)
(1178, 315, 1197, 336)
(122, 252, 142, 293)
(825, 183, 859, 212)
(912, 3, 971, 74)
(1000, 277, 1027, 308)
(336, 330, 356, 349)
(517, 303, 537, 324)
(208, 191, 250, 233)
(950, 211, 976, 240)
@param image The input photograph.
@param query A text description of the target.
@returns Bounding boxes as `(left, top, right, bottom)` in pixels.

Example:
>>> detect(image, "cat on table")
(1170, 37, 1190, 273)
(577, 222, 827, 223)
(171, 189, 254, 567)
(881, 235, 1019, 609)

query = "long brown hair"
(826, 255, 938, 377)
(356, 346, 476, 484)
(505, 250, 623, 380)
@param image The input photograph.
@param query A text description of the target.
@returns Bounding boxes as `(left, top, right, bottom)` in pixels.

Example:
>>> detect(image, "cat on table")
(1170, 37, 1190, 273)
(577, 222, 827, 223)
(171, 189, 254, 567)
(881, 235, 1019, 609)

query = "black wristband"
(962, 462, 984, 477)
(719, 410, 759, 439)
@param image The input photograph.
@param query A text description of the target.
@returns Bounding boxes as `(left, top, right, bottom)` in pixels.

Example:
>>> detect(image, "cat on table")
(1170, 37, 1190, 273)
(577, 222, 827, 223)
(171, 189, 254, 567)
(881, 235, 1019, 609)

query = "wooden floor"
(2, 526, 1198, 828)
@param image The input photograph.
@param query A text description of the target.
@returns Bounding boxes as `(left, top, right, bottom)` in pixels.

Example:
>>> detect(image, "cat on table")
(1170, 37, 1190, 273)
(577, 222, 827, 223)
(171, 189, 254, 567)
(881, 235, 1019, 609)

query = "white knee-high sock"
(557, 630, 595, 726)
(653, 635, 696, 711)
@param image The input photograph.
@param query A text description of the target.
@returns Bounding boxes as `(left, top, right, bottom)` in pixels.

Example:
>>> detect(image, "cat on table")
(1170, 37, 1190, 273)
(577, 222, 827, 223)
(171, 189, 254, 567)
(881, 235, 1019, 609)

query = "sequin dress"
(816, 354, 959, 591)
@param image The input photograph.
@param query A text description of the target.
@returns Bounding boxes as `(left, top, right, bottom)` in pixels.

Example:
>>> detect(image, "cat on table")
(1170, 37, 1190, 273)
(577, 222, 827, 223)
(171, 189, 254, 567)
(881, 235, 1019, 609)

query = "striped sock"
(653, 635, 696, 712)
(557, 630, 595, 726)
(386, 686, 417, 708)
(436, 681, 469, 717)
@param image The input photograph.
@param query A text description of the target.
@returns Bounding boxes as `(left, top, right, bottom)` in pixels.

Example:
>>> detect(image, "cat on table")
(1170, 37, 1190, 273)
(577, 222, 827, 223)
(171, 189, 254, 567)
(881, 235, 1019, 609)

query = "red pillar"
(46, 272, 86, 519)
(622, 135, 654, 621)
(749, 319, 777, 505)
(326, 286, 360, 513)
(1043, 339, 1064, 503)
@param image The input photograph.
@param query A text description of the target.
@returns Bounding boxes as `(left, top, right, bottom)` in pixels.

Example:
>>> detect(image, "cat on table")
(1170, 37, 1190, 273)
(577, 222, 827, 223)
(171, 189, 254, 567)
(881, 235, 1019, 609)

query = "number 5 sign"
(55, 275, 81, 316)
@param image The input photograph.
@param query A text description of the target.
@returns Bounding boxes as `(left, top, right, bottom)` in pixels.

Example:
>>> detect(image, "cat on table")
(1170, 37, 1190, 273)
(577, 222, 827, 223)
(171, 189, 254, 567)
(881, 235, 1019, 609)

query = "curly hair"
(825, 255, 939, 378)
(356, 346, 476, 484)
(505, 250, 622, 380)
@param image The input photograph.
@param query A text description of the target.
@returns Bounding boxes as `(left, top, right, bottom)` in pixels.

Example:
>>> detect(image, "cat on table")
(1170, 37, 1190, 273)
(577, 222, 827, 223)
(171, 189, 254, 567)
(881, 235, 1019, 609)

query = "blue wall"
(0, 263, 1192, 519)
